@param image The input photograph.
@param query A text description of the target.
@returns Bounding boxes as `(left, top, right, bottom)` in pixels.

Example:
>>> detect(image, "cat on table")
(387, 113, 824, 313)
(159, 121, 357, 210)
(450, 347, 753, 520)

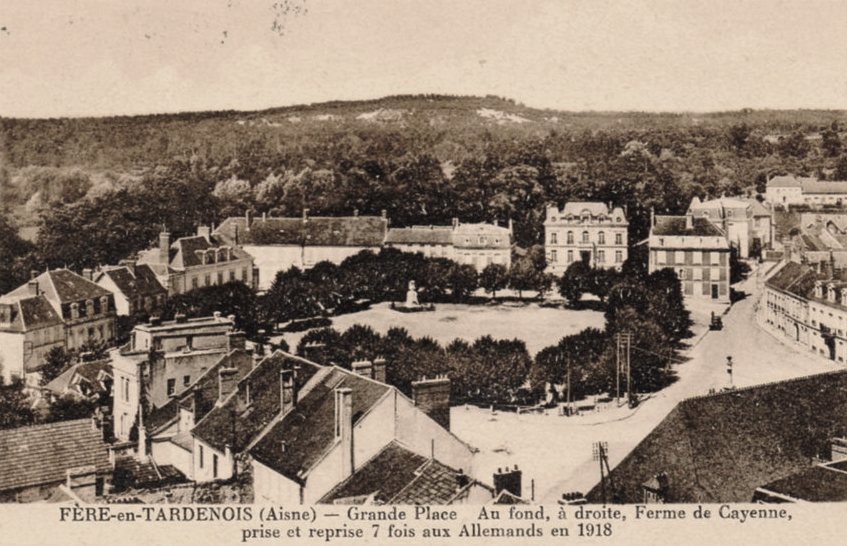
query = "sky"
(2, 0, 847, 117)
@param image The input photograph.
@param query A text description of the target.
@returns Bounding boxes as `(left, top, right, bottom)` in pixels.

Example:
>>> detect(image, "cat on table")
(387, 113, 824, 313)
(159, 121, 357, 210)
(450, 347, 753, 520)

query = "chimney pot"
(280, 368, 296, 416)
(159, 232, 171, 264)
(27, 280, 39, 297)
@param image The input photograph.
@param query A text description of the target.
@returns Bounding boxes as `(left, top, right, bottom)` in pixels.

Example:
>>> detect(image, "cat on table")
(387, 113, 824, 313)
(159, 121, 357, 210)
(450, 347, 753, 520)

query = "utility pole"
(726, 355, 734, 389)
(614, 332, 633, 407)
(593, 441, 611, 504)
(566, 355, 572, 416)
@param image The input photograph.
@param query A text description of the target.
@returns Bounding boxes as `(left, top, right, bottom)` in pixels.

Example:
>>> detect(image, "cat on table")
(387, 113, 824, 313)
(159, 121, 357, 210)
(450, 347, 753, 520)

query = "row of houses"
(213, 210, 513, 290)
(758, 260, 847, 364)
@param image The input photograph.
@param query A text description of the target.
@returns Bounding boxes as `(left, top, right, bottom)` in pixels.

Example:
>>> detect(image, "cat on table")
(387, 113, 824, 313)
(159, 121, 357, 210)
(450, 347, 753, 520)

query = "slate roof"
(586, 370, 847, 503)
(757, 463, 847, 502)
(562, 202, 614, 217)
(6, 269, 112, 305)
(0, 295, 63, 333)
(768, 175, 847, 194)
(249, 365, 391, 483)
(97, 264, 166, 300)
(0, 419, 111, 492)
(215, 216, 388, 247)
(385, 227, 454, 245)
(171, 235, 252, 269)
(44, 359, 112, 398)
(192, 351, 322, 453)
(651, 215, 725, 237)
(765, 261, 818, 298)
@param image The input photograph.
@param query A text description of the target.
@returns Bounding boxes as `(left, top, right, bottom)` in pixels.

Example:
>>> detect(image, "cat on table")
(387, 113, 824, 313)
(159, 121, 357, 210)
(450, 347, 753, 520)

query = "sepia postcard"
(0, 1, 845, 544)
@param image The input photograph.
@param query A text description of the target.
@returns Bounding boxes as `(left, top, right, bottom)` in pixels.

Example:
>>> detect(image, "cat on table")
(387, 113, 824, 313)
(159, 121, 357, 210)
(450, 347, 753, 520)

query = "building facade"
(137, 227, 258, 295)
(648, 214, 731, 303)
(95, 261, 167, 317)
(111, 313, 238, 441)
(544, 202, 628, 275)
(214, 211, 388, 290)
(765, 175, 847, 208)
(1, 269, 117, 384)
(386, 219, 513, 272)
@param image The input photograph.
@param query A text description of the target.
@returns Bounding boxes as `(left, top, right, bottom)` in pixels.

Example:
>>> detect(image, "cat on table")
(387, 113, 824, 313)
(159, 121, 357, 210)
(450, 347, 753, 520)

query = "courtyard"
(279, 301, 606, 356)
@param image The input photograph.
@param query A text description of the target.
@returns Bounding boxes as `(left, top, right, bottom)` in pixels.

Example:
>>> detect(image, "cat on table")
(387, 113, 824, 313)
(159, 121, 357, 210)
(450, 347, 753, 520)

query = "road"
(452, 271, 838, 502)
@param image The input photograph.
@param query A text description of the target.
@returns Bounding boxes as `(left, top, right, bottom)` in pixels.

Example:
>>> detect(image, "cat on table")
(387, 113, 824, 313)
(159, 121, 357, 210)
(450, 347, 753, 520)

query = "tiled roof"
(385, 227, 454, 245)
(758, 463, 847, 502)
(0, 295, 63, 333)
(586, 370, 847, 503)
(319, 441, 428, 504)
(250, 366, 390, 482)
(192, 352, 322, 453)
(0, 419, 111, 491)
(98, 265, 166, 299)
(215, 216, 388, 247)
(390, 459, 471, 504)
(651, 215, 725, 237)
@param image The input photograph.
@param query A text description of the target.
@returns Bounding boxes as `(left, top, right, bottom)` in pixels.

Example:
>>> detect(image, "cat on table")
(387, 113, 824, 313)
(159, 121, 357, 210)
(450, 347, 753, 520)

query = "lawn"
(280, 301, 605, 356)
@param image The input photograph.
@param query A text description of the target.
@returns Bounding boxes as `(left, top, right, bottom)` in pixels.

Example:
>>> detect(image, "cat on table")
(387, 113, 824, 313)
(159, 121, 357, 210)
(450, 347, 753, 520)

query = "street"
(452, 270, 838, 502)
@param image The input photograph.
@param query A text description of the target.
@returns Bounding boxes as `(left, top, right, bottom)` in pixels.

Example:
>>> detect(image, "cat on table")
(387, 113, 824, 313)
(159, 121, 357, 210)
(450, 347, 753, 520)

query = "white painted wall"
(0, 332, 24, 384)
(253, 459, 301, 504)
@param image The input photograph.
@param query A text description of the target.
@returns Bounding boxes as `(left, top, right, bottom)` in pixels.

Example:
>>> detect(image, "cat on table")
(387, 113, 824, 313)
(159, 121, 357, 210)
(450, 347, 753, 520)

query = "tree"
(728, 123, 751, 154)
(835, 156, 847, 181)
(479, 263, 509, 299)
(0, 377, 36, 430)
(822, 121, 842, 157)
(45, 396, 98, 423)
(508, 245, 547, 299)
(447, 263, 478, 301)
(778, 132, 811, 158)
(39, 346, 73, 386)
(558, 261, 591, 306)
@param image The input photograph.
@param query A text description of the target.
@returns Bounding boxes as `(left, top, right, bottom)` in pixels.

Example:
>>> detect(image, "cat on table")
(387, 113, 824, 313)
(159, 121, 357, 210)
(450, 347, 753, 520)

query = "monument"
(392, 280, 434, 312)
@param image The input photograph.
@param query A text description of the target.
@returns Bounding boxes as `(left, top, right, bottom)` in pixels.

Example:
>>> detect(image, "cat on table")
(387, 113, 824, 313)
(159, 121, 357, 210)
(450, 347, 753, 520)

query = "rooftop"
(650, 215, 727, 238)
(249, 365, 390, 483)
(215, 215, 388, 247)
(757, 462, 847, 502)
(5, 269, 112, 305)
(0, 294, 64, 334)
(0, 419, 111, 492)
(586, 370, 847, 503)
(96, 264, 166, 299)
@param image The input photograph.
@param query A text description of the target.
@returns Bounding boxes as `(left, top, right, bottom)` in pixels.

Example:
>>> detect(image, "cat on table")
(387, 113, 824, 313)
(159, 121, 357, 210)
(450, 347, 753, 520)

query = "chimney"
(218, 367, 239, 404)
(685, 213, 693, 231)
(82, 268, 94, 281)
(280, 369, 296, 416)
(508, 217, 514, 235)
(149, 315, 161, 327)
(452, 217, 459, 229)
(159, 232, 171, 264)
(27, 280, 39, 296)
(335, 388, 354, 477)
(227, 314, 236, 324)
(412, 375, 451, 431)
(213, 311, 222, 321)
(650, 207, 655, 228)
(351, 360, 373, 379)
(174, 312, 187, 324)
(227, 331, 246, 352)
(30, 269, 39, 280)
(262, 211, 267, 222)
(372, 357, 387, 384)
(245, 210, 253, 230)
(197, 225, 211, 241)
(493, 465, 523, 498)
(302, 208, 310, 220)
(353, 209, 359, 217)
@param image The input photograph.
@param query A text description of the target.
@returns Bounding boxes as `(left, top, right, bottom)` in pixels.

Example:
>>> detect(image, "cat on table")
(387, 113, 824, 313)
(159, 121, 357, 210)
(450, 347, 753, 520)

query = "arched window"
(582, 231, 589, 243)
(566, 231, 574, 244)
(598, 231, 606, 245)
